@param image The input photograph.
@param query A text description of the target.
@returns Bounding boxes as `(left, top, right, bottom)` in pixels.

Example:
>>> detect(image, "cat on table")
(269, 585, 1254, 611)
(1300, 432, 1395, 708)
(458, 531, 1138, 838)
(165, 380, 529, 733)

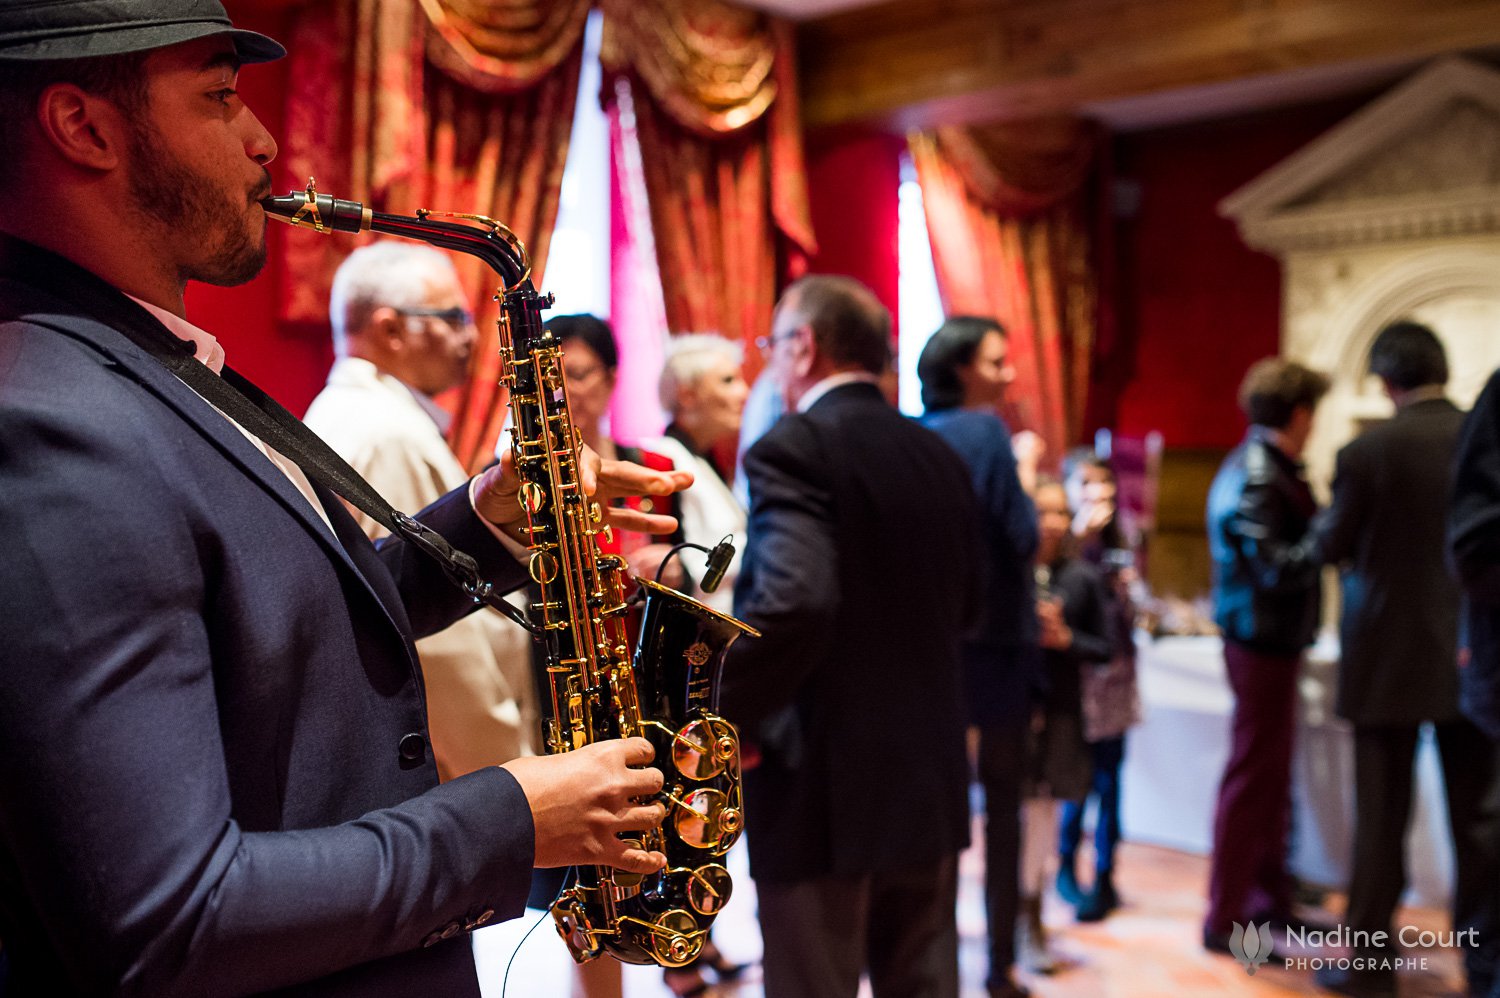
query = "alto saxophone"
(263, 182, 759, 968)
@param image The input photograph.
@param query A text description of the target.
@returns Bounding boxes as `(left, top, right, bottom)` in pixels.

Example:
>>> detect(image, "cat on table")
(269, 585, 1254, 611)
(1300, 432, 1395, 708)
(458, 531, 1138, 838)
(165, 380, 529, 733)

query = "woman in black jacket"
(1020, 481, 1114, 963)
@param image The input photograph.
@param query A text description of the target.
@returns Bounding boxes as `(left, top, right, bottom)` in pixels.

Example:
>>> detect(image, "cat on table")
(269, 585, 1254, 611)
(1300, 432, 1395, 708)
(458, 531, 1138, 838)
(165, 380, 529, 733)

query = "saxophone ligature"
(262, 180, 759, 968)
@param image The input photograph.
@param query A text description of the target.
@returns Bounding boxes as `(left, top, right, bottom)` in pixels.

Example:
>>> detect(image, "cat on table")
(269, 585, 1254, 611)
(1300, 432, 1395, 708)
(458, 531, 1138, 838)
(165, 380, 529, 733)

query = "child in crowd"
(1019, 480, 1116, 968)
(1056, 456, 1141, 921)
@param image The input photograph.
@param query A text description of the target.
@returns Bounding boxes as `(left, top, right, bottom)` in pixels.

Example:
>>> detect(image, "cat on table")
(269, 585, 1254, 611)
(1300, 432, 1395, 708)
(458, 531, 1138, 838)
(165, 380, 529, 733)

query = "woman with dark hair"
(1056, 454, 1140, 922)
(544, 314, 682, 586)
(917, 317, 1042, 998)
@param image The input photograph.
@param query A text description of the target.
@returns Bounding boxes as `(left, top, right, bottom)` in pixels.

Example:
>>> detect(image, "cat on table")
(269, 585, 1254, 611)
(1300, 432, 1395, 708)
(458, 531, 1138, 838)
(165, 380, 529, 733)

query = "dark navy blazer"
(920, 408, 1041, 727)
(721, 382, 981, 885)
(0, 239, 535, 997)
(1450, 369, 1500, 739)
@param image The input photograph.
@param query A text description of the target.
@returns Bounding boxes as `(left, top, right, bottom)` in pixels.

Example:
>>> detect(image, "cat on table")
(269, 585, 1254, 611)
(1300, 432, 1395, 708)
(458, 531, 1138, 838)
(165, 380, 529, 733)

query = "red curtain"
(599, 0, 815, 379)
(910, 120, 1099, 462)
(278, 0, 588, 470)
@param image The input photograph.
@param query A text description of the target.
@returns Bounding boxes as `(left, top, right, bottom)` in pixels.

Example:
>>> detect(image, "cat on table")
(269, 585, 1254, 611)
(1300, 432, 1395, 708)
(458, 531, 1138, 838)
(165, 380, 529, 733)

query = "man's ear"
(368, 306, 409, 355)
(35, 83, 129, 172)
(790, 324, 818, 380)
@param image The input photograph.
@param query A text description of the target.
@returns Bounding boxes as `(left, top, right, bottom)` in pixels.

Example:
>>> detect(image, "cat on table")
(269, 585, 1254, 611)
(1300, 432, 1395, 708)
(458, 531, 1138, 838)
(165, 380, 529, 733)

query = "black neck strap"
(126, 317, 538, 634)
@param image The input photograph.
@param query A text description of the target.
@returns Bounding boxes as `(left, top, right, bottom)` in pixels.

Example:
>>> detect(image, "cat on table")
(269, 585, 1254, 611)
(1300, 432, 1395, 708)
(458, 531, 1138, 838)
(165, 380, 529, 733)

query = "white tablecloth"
(1121, 633, 1453, 907)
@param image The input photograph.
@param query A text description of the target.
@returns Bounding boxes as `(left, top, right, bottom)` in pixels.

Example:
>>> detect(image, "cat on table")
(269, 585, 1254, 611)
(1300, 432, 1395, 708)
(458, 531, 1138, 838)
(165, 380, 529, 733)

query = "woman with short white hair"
(648, 333, 751, 615)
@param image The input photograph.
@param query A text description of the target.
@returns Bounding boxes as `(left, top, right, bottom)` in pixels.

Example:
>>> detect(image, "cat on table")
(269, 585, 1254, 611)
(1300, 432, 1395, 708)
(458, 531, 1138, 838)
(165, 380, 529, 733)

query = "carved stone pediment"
(1221, 57, 1500, 252)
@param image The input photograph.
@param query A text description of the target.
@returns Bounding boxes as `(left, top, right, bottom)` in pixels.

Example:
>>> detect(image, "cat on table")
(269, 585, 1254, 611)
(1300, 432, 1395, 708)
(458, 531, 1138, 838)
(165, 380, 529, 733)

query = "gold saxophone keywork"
(261, 179, 759, 968)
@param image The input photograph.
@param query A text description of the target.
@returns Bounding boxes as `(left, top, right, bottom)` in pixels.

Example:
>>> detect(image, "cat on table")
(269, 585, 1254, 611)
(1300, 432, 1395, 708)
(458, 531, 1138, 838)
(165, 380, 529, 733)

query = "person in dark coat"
(1448, 365, 1500, 998)
(721, 276, 981, 998)
(1057, 455, 1140, 924)
(1451, 368, 1500, 743)
(1317, 322, 1500, 997)
(915, 316, 1040, 998)
(0, 6, 688, 994)
(1025, 480, 1114, 946)
(1203, 358, 1330, 954)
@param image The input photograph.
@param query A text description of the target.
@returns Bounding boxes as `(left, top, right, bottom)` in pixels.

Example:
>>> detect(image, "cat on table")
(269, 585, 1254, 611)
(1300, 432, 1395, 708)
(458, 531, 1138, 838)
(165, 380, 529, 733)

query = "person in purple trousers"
(1203, 358, 1331, 954)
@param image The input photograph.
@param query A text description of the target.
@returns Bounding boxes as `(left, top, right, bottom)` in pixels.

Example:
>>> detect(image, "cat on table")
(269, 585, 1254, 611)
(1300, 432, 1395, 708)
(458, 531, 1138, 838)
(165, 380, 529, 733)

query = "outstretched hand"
(502, 737, 668, 874)
(473, 446, 694, 541)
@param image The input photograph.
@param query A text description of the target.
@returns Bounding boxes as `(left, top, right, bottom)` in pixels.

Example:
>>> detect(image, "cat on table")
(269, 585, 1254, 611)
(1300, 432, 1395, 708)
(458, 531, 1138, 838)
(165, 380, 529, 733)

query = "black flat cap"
(0, 0, 285, 63)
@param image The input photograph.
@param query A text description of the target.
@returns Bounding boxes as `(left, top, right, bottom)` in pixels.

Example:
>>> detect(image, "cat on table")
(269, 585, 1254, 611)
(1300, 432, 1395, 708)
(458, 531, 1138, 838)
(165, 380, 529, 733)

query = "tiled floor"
(476, 829, 1469, 998)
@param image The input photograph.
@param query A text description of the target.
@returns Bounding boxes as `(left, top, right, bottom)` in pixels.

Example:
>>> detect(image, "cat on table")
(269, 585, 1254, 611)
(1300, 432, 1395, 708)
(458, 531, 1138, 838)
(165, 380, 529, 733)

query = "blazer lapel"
(2, 240, 409, 641)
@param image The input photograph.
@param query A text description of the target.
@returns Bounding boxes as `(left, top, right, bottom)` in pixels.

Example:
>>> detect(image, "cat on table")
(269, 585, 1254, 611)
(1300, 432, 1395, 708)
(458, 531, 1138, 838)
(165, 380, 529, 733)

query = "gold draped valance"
(598, 0, 778, 136)
(932, 117, 1097, 218)
(417, 0, 591, 94)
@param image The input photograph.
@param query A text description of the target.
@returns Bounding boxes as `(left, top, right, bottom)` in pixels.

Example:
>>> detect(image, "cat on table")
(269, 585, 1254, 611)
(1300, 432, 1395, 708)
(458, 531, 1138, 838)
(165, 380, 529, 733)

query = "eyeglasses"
(755, 329, 797, 354)
(399, 306, 475, 327)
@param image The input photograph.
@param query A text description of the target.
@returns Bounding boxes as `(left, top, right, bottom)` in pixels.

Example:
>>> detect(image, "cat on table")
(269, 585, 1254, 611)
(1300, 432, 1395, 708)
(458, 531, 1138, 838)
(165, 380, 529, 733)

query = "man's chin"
(191, 243, 268, 289)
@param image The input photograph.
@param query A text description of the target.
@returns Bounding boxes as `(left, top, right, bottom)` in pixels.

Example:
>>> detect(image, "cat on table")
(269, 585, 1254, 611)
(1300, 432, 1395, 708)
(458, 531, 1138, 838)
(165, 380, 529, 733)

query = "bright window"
(540, 10, 609, 319)
(897, 151, 944, 416)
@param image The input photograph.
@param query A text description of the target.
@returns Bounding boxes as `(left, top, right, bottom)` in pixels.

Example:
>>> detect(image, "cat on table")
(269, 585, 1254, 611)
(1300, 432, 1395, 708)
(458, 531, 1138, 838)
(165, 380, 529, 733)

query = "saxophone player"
(0, 4, 690, 995)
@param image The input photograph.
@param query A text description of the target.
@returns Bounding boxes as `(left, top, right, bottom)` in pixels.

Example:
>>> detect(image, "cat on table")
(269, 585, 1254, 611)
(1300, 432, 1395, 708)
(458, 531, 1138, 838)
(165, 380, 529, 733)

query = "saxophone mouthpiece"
(260, 177, 371, 234)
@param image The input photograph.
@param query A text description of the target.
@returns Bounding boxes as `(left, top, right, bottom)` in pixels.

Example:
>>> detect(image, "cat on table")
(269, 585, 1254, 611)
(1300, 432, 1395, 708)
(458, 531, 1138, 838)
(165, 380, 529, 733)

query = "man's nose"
(243, 106, 277, 166)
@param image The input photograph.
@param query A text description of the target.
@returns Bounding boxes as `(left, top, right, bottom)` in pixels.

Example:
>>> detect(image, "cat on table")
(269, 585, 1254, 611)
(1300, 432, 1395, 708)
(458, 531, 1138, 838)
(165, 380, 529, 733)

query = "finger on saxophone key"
(612, 841, 668, 875)
(618, 802, 669, 833)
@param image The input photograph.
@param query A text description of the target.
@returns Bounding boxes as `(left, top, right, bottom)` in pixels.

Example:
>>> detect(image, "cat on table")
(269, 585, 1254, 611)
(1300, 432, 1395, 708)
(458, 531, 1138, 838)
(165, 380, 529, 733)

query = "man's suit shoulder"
(744, 407, 821, 471)
(0, 310, 178, 455)
(1339, 399, 1465, 461)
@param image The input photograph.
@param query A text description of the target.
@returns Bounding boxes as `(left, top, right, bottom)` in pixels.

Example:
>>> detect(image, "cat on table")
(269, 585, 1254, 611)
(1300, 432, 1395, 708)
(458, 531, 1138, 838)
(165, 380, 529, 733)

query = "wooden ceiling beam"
(797, 0, 1500, 129)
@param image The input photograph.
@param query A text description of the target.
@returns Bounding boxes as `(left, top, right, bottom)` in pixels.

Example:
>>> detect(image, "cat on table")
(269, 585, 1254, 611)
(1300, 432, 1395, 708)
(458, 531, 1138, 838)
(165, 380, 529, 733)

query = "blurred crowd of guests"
(1203, 327, 1500, 998)
(306, 243, 1499, 998)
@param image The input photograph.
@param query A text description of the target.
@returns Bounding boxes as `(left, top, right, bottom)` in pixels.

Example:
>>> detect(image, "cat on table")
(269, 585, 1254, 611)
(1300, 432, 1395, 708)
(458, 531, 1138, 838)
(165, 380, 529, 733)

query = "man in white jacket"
(306, 241, 538, 777)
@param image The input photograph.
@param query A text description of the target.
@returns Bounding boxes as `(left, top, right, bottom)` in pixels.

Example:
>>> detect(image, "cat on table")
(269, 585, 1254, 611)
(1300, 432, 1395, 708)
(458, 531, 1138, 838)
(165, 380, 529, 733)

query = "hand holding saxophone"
(502, 737, 669, 874)
(473, 447, 694, 541)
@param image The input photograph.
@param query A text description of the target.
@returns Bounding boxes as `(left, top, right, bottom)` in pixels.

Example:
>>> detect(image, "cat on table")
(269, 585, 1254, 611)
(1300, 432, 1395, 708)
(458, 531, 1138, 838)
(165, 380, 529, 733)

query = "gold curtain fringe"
(417, 0, 591, 95)
(599, 0, 778, 136)
(934, 118, 1097, 218)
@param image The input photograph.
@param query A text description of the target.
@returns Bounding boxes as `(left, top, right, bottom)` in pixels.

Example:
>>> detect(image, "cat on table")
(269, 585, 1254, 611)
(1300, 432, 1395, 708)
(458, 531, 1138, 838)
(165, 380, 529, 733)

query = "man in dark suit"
(1204, 358, 1330, 954)
(1317, 322, 1500, 997)
(1450, 366, 1500, 998)
(1453, 370, 1500, 749)
(720, 275, 981, 998)
(0, 5, 684, 995)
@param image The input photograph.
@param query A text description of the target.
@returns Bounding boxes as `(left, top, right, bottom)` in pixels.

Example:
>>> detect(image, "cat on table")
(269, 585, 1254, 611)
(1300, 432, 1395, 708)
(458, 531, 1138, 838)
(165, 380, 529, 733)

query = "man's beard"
(126, 122, 268, 288)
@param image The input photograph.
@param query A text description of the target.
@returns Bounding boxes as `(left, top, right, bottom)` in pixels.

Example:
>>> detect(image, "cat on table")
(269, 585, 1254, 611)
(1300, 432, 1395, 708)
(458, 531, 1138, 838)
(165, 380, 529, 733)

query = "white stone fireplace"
(1222, 56, 1500, 494)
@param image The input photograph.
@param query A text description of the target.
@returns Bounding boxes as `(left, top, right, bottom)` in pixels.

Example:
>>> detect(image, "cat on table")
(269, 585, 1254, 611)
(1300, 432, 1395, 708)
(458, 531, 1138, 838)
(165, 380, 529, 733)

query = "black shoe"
(1076, 873, 1119, 922)
(1056, 855, 1084, 905)
(1314, 962, 1396, 997)
(1257, 909, 1336, 937)
(988, 974, 1032, 998)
